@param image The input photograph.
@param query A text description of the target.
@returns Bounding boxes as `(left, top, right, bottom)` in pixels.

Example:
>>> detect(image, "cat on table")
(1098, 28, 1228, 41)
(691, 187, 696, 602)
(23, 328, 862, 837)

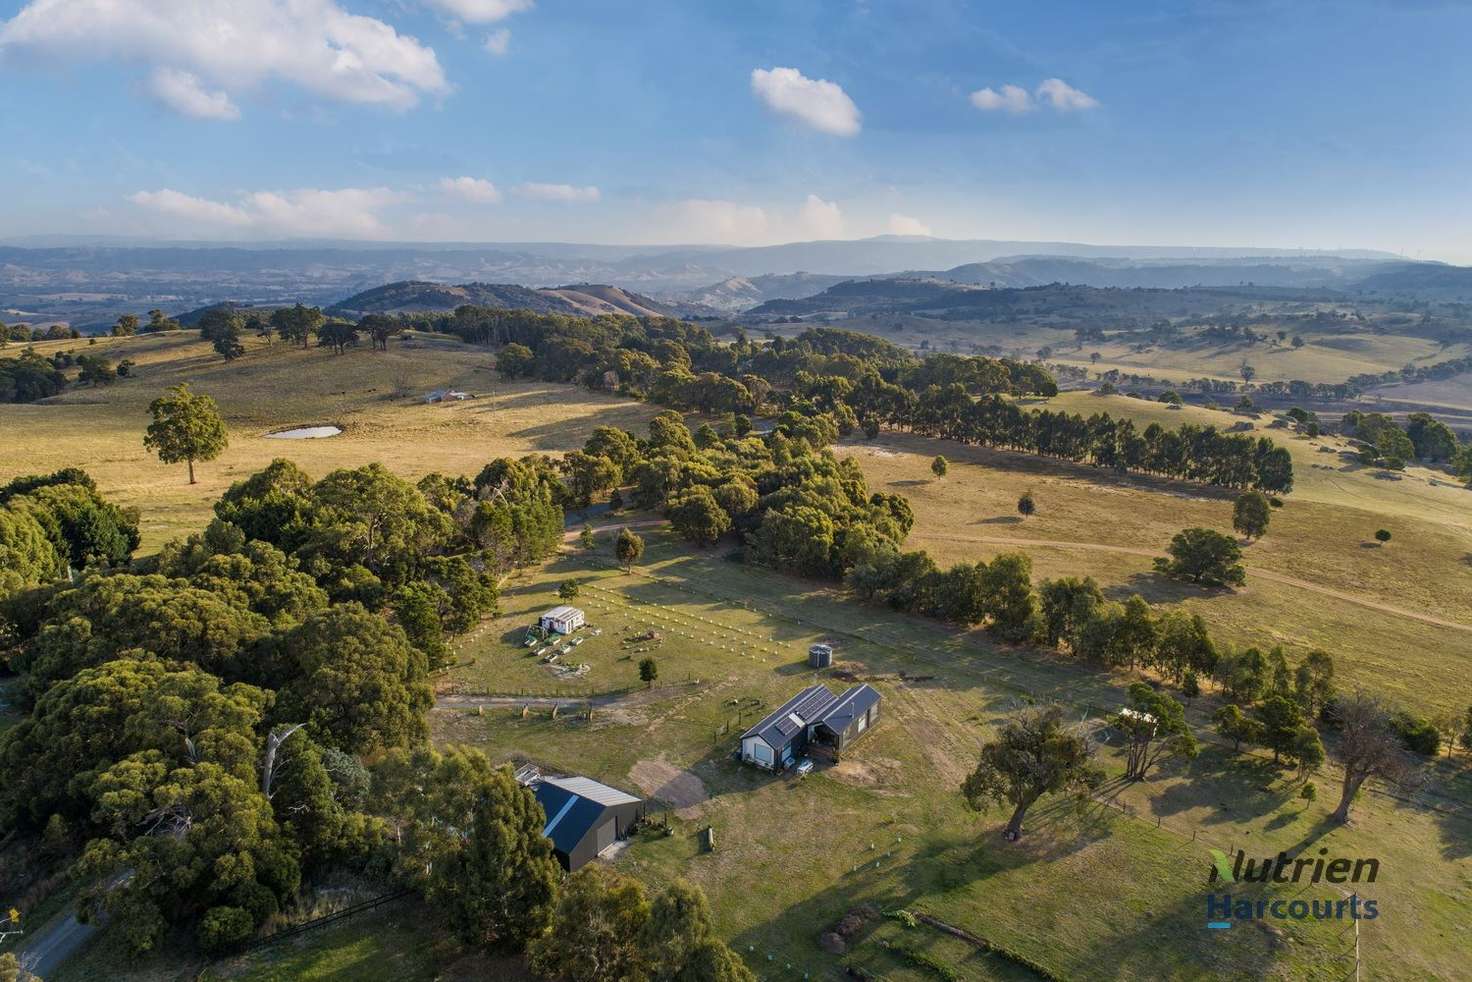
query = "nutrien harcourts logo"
(1204, 848, 1381, 929)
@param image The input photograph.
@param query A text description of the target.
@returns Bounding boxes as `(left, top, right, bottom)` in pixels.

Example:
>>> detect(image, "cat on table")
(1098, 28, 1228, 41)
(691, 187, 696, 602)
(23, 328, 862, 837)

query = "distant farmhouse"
(539, 605, 585, 635)
(519, 770, 645, 871)
(739, 683, 881, 771)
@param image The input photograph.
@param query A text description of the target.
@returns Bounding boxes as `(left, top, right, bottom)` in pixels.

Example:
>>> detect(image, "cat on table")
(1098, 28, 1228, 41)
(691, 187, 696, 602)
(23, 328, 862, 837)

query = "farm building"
(539, 605, 585, 635)
(532, 775, 645, 871)
(739, 683, 882, 770)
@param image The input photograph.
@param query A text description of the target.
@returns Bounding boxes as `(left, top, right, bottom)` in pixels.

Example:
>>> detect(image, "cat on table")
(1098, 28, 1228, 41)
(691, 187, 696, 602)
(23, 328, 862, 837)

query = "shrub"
(1390, 711, 1440, 756)
(197, 905, 254, 953)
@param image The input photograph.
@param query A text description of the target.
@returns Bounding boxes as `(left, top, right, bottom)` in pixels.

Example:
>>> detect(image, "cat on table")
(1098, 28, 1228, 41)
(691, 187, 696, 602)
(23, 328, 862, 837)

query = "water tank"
(808, 643, 833, 668)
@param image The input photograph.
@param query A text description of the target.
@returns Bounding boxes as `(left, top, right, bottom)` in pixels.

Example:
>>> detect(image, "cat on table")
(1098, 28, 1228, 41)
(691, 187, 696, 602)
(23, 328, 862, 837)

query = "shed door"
(596, 817, 615, 854)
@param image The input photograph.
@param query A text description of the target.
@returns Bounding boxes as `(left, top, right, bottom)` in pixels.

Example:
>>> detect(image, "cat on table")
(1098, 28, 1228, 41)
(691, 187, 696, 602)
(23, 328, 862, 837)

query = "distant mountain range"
(740, 278, 1342, 324)
(1, 236, 1468, 330)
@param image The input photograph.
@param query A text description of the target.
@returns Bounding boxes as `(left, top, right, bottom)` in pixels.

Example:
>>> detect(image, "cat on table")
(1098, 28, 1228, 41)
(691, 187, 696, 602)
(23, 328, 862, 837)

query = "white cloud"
(130, 186, 404, 238)
(971, 78, 1098, 116)
(750, 66, 860, 137)
(887, 213, 932, 236)
(0, 0, 448, 118)
(439, 176, 502, 203)
(798, 194, 843, 240)
(657, 194, 845, 245)
(1036, 78, 1098, 111)
(516, 182, 600, 203)
(666, 199, 771, 244)
(147, 67, 239, 120)
(970, 84, 1032, 114)
(129, 188, 252, 226)
(424, 0, 532, 23)
(482, 28, 510, 55)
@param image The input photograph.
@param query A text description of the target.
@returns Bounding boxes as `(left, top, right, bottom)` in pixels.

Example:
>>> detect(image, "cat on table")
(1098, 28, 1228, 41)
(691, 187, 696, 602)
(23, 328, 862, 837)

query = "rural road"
(562, 514, 1471, 636)
(18, 908, 98, 979)
(927, 533, 1472, 635)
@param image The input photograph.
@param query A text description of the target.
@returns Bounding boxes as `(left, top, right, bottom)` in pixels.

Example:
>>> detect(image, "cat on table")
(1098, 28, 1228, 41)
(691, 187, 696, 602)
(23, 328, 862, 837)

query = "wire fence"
(238, 890, 412, 953)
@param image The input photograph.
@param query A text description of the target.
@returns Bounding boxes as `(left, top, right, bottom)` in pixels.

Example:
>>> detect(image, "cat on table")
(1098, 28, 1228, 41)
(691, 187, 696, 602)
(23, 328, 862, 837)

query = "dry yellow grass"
(1047, 333, 1472, 385)
(838, 396, 1472, 715)
(1, 332, 657, 550)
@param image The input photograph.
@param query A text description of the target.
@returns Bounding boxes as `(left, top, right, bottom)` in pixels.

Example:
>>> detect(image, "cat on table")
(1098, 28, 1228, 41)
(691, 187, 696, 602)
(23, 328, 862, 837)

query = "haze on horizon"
(3, 0, 1471, 262)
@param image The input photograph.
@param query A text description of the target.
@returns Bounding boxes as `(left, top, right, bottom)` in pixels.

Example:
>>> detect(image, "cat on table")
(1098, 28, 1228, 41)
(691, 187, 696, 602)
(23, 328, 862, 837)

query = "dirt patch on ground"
(629, 756, 709, 818)
(828, 756, 904, 789)
(593, 703, 649, 727)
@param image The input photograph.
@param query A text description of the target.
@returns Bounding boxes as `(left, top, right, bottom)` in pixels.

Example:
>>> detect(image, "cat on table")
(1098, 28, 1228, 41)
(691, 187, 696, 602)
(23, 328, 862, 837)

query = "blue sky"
(3, 0, 1472, 259)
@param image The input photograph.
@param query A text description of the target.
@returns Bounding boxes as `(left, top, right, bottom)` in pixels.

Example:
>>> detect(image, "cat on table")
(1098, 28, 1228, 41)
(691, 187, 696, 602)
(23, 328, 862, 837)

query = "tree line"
(465, 308, 1294, 493)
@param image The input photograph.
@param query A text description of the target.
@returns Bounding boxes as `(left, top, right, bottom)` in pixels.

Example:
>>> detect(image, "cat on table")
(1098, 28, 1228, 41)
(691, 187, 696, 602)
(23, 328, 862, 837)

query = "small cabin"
(539, 605, 585, 635)
(739, 683, 881, 770)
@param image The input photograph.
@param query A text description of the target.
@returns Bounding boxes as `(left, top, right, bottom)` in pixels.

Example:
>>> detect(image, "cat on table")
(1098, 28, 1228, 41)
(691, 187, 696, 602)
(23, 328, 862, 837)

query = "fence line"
(238, 890, 412, 953)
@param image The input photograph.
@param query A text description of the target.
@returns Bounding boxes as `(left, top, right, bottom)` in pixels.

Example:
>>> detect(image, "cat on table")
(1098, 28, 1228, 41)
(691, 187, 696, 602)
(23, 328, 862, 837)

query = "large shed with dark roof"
(739, 683, 881, 770)
(532, 775, 644, 871)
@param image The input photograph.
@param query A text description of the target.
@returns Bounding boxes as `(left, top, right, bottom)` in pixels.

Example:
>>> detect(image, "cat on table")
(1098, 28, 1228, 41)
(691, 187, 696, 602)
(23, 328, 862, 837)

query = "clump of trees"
(1154, 527, 1246, 587)
(1344, 410, 1461, 471)
(0, 349, 68, 403)
(528, 866, 755, 982)
(0, 459, 760, 974)
(0, 468, 140, 595)
(439, 308, 1292, 494)
(199, 307, 247, 361)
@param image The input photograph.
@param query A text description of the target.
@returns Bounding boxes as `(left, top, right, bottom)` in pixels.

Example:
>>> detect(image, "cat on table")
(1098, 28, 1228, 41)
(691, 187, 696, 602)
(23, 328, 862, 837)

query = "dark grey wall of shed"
(832, 701, 880, 751)
(562, 799, 645, 871)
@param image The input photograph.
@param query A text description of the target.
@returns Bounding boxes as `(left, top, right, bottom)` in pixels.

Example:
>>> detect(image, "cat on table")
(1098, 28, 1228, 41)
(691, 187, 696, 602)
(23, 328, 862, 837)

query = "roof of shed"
(542, 775, 641, 807)
(740, 684, 837, 749)
(813, 683, 881, 734)
(533, 776, 641, 855)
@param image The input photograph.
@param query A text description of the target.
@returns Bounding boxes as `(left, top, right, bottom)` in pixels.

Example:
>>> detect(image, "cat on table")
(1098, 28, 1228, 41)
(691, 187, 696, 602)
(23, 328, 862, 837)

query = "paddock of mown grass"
(0, 331, 659, 550)
(435, 530, 1472, 981)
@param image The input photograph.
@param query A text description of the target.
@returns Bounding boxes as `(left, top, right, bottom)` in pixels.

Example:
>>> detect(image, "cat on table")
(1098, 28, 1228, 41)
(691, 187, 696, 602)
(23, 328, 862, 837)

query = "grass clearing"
(438, 531, 1472, 980)
(833, 393, 1472, 716)
(10, 337, 1471, 979)
(1, 332, 658, 550)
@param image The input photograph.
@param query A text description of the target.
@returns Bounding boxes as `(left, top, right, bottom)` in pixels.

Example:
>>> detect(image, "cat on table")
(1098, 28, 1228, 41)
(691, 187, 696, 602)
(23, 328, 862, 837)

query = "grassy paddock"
(835, 394, 1472, 717)
(1, 332, 657, 550)
(438, 534, 1472, 981)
